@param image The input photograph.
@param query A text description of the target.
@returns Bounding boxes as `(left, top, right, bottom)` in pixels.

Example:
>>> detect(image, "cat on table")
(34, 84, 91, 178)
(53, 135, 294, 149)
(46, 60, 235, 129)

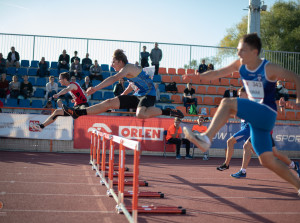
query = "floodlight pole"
(248, 0, 261, 36)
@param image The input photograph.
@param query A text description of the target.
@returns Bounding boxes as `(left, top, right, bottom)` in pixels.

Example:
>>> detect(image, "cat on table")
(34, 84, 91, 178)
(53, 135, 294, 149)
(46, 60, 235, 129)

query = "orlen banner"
(74, 115, 174, 151)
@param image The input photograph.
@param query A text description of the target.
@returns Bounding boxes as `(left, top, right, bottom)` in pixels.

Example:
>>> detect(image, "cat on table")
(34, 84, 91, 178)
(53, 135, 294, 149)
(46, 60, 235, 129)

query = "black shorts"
(63, 102, 89, 116)
(118, 95, 156, 109)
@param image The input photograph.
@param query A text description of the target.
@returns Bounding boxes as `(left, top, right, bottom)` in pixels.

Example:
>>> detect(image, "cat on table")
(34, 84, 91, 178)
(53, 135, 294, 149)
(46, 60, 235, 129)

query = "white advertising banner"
(0, 113, 73, 140)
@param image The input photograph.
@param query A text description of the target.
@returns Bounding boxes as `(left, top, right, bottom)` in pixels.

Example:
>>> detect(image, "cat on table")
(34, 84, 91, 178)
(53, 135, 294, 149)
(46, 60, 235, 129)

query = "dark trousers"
(167, 138, 190, 156)
(141, 59, 149, 68)
(152, 63, 159, 75)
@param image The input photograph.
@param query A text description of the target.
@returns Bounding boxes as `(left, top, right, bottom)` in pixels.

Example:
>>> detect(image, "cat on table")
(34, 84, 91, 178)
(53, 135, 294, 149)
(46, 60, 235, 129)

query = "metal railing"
(0, 33, 299, 74)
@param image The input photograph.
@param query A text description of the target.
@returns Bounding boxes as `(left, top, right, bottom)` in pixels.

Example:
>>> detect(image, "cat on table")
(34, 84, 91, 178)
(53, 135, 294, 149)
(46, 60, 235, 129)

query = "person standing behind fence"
(57, 49, 70, 74)
(150, 43, 162, 75)
(197, 59, 207, 74)
(70, 58, 83, 80)
(140, 46, 150, 68)
(37, 57, 49, 78)
(6, 47, 20, 68)
(82, 53, 92, 71)
(71, 51, 80, 63)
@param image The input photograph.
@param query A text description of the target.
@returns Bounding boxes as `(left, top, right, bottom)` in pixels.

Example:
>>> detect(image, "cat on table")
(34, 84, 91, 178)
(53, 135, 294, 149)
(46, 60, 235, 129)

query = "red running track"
(0, 151, 299, 223)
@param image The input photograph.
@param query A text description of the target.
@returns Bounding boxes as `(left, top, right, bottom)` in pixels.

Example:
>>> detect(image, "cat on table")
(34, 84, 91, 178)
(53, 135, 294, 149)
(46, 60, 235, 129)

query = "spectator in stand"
(81, 76, 92, 101)
(70, 58, 83, 80)
(56, 98, 63, 109)
(70, 76, 78, 83)
(192, 115, 209, 160)
(37, 57, 49, 77)
(45, 76, 58, 100)
(140, 46, 150, 68)
(207, 63, 214, 70)
(6, 46, 20, 68)
(223, 84, 237, 98)
(183, 83, 197, 113)
(150, 42, 162, 75)
(71, 51, 80, 63)
(275, 80, 289, 101)
(57, 49, 70, 74)
(89, 60, 103, 81)
(41, 100, 53, 115)
(9, 75, 20, 99)
(82, 53, 92, 71)
(20, 75, 33, 99)
(166, 117, 192, 160)
(0, 73, 9, 98)
(197, 59, 207, 74)
(0, 53, 6, 74)
(113, 78, 125, 97)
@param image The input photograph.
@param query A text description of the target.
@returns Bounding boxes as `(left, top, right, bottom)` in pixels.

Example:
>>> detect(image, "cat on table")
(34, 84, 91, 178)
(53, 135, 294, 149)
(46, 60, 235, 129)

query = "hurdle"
(90, 130, 186, 223)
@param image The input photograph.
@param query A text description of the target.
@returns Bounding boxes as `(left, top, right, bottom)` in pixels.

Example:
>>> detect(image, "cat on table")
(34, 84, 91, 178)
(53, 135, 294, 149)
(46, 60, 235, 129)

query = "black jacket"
(7, 51, 20, 62)
(223, 89, 237, 98)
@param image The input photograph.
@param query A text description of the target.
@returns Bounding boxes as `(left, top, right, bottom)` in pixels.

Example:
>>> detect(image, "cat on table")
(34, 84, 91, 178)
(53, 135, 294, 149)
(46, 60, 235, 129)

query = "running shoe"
(183, 127, 211, 152)
(165, 108, 184, 119)
(176, 155, 182, 160)
(294, 161, 300, 178)
(203, 154, 209, 161)
(185, 155, 193, 159)
(63, 105, 79, 119)
(32, 124, 43, 132)
(217, 163, 229, 171)
(230, 170, 246, 179)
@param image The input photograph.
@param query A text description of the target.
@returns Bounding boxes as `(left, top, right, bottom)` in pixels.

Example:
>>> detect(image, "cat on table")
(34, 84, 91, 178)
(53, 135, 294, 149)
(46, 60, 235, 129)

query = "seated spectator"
(166, 117, 192, 160)
(82, 53, 92, 71)
(57, 49, 70, 73)
(71, 51, 80, 63)
(9, 75, 20, 99)
(70, 58, 83, 80)
(207, 63, 214, 70)
(81, 76, 92, 101)
(0, 73, 9, 98)
(192, 115, 209, 160)
(197, 59, 207, 74)
(37, 57, 49, 77)
(6, 46, 20, 68)
(223, 84, 237, 98)
(275, 80, 289, 101)
(45, 76, 58, 100)
(0, 53, 6, 74)
(20, 75, 33, 99)
(113, 78, 125, 96)
(89, 60, 103, 81)
(183, 83, 197, 112)
(41, 100, 53, 115)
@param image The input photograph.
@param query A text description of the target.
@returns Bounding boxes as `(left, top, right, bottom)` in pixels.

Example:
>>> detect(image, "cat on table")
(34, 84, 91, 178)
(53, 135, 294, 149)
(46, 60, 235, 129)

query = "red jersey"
(69, 82, 87, 106)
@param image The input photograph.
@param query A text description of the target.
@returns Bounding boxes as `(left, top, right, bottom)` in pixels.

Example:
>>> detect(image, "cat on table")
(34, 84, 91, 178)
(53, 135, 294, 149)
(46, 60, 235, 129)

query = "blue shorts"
(236, 98, 277, 156)
(233, 126, 250, 143)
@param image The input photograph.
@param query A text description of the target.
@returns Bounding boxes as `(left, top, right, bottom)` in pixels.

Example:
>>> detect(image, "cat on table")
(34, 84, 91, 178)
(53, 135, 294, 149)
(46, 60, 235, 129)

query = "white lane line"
(189, 211, 300, 215)
(0, 192, 107, 197)
(2, 173, 94, 177)
(3, 209, 115, 214)
(0, 181, 99, 186)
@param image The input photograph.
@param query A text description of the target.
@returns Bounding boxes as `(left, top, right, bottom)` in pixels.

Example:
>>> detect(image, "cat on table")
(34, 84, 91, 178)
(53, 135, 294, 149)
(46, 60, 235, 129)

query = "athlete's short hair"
(60, 72, 70, 81)
(113, 49, 128, 64)
(240, 33, 262, 55)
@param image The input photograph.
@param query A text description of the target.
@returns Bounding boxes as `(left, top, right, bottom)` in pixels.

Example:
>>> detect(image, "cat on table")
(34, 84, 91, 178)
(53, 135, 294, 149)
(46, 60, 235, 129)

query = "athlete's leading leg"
(217, 136, 236, 171)
(273, 147, 300, 177)
(136, 106, 162, 119)
(34, 109, 65, 131)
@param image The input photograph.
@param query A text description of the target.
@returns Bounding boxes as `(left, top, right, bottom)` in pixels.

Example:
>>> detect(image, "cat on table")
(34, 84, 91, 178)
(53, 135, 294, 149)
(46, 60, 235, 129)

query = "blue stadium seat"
(50, 62, 58, 69)
(92, 91, 102, 100)
(7, 67, 16, 75)
(31, 99, 43, 108)
(59, 69, 68, 74)
(36, 78, 46, 86)
(6, 75, 12, 82)
(156, 105, 163, 110)
(19, 99, 30, 108)
(103, 85, 113, 90)
(30, 60, 39, 68)
(17, 68, 28, 76)
(50, 69, 58, 77)
(28, 68, 38, 76)
(159, 83, 166, 92)
(165, 105, 175, 110)
(45, 61, 50, 68)
(103, 92, 114, 100)
(101, 64, 109, 71)
(28, 77, 36, 85)
(68, 102, 74, 107)
(124, 81, 129, 88)
(21, 60, 30, 67)
(102, 72, 110, 80)
(110, 66, 115, 72)
(33, 88, 45, 98)
(92, 80, 101, 86)
(160, 94, 170, 100)
(83, 70, 90, 77)
(153, 75, 162, 82)
(6, 98, 18, 107)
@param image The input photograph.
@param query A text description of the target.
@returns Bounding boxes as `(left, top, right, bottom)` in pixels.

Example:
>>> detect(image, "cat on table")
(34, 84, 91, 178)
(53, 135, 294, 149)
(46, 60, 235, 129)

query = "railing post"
(32, 35, 35, 61)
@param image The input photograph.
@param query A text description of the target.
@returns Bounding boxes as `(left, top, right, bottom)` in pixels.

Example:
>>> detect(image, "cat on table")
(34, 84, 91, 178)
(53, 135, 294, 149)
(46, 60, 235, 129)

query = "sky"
(0, 0, 292, 47)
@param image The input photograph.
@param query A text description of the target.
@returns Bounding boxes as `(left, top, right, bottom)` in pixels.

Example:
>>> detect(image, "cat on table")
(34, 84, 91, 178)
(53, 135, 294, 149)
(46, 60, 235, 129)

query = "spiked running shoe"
(294, 161, 300, 178)
(217, 163, 229, 171)
(230, 170, 246, 179)
(166, 108, 184, 119)
(63, 105, 79, 119)
(183, 126, 211, 152)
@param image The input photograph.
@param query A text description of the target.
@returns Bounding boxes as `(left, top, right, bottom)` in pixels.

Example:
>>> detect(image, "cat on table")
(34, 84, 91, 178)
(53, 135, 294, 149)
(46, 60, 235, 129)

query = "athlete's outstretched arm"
(53, 84, 76, 98)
